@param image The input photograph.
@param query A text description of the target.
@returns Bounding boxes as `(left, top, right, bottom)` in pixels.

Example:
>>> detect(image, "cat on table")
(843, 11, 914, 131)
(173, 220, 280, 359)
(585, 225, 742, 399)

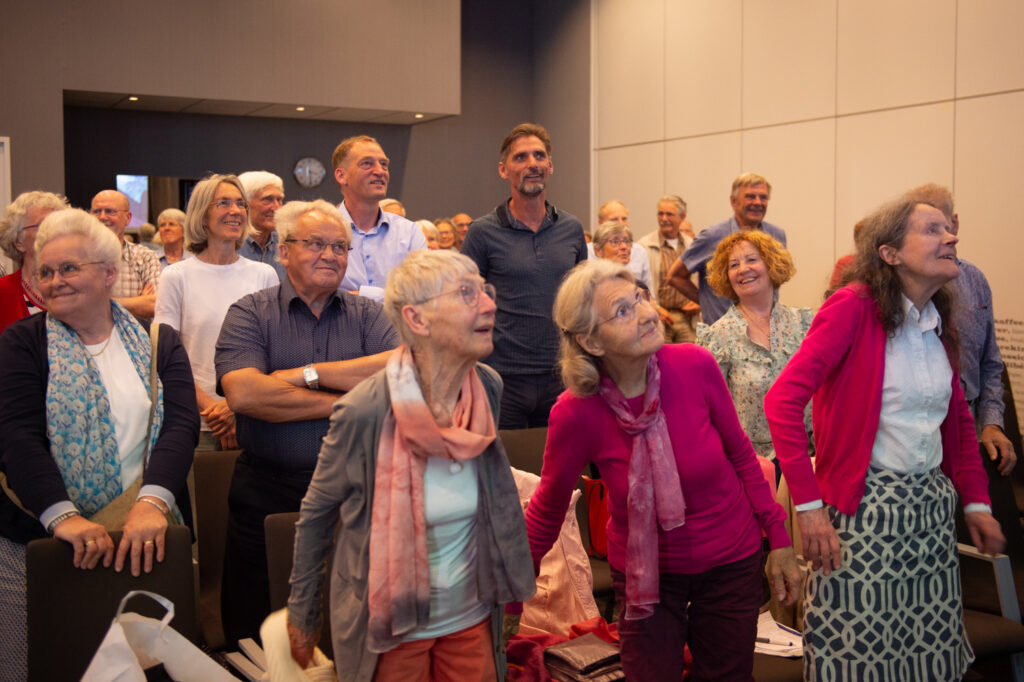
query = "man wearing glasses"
(215, 199, 398, 643)
(90, 189, 161, 318)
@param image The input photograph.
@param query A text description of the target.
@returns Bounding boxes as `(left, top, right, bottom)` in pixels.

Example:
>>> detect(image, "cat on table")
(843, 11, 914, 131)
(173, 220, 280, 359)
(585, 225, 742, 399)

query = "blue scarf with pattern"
(45, 302, 164, 515)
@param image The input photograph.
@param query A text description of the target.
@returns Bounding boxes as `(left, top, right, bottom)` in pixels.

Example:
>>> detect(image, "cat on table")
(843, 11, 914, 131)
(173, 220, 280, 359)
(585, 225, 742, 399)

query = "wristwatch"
(303, 364, 320, 390)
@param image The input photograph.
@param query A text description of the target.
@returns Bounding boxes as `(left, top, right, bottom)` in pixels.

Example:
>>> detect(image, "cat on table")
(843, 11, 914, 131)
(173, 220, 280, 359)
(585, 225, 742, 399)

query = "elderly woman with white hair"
(287, 250, 535, 681)
(525, 259, 800, 681)
(591, 219, 654, 293)
(0, 191, 69, 334)
(154, 207, 190, 269)
(0, 208, 199, 678)
(154, 174, 278, 450)
(417, 219, 441, 250)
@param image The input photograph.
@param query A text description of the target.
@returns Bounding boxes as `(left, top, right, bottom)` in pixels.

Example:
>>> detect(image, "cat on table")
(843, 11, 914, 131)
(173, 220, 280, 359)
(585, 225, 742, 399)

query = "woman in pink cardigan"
(525, 260, 801, 681)
(765, 194, 1006, 681)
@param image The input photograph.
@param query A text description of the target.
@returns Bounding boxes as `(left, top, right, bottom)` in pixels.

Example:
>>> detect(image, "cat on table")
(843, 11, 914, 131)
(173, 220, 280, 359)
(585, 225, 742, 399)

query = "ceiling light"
(296, 106, 305, 112)
(414, 113, 424, 119)
(128, 96, 139, 101)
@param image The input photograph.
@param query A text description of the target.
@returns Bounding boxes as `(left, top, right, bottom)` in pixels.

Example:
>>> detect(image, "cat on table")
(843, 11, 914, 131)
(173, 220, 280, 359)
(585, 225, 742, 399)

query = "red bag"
(582, 476, 610, 559)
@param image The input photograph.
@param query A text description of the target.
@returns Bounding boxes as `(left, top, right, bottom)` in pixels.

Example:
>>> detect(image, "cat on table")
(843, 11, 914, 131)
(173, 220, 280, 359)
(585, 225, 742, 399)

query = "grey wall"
(1, 0, 460, 194)
(53, 1, 592, 227)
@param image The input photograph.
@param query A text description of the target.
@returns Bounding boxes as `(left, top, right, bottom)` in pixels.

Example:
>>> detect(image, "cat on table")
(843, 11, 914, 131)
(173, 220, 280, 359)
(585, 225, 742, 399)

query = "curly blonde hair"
(706, 231, 795, 301)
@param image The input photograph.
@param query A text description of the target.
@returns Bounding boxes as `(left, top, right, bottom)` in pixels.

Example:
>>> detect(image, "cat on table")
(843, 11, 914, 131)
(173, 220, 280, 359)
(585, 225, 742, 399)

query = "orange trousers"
(373, 617, 496, 682)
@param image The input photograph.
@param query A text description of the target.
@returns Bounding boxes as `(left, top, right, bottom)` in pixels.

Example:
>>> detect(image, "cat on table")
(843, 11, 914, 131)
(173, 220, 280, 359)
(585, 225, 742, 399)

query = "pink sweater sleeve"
(698, 348, 791, 550)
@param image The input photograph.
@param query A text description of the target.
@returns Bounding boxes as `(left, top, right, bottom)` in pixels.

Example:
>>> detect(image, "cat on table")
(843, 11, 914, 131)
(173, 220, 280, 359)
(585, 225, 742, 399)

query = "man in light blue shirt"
(238, 171, 287, 280)
(666, 173, 787, 325)
(331, 135, 427, 301)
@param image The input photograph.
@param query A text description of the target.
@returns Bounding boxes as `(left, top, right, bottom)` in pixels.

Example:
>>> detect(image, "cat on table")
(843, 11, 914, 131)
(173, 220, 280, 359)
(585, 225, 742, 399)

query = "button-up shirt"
(112, 240, 161, 297)
(215, 277, 399, 470)
(338, 205, 427, 301)
(954, 258, 1005, 430)
(238, 230, 287, 280)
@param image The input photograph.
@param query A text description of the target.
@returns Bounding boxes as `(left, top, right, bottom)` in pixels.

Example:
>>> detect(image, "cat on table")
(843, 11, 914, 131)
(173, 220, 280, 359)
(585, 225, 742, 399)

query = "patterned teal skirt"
(803, 467, 973, 682)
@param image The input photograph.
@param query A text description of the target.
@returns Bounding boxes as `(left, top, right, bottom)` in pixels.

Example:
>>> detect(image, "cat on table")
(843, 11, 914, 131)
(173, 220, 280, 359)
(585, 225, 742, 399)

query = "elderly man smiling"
(215, 199, 398, 643)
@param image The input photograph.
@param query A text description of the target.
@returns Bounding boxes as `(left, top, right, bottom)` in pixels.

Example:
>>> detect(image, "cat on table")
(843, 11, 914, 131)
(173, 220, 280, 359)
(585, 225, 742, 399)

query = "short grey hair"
(416, 219, 439, 240)
(35, 208, 121, 267)
(183, 174, 249, 254)
(275, 199, 351, 244)
(384, 250, 480, 347)
(157, 208, 186, 226)
(238, 171, 284, 203)
(657, 194, 687, 217)
(554, 259, 635, 396)
(379, 198, 404, 214)
(591, 219, 632, 255)
(0, 191, 70, 266)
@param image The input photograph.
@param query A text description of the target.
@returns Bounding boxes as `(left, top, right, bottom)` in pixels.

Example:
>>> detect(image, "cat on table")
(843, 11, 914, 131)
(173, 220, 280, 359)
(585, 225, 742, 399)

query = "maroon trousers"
(612, 549, 763, 681)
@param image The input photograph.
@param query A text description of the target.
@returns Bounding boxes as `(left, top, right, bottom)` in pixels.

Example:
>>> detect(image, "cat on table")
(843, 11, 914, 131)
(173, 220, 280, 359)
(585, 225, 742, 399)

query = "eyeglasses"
(417, 281, 496, 307)
(285, 238, 351, 256)
(90, 208, 123, 217)
(598, 287, 654, 326)
(37, 261, 107, 283)
(606, 237, 632, 247)
(213, 198, 248, 210)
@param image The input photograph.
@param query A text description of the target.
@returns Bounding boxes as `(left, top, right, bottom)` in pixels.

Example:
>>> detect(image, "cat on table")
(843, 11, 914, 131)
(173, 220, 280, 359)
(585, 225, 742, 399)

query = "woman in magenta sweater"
(525, 259, 800, 681)
(765, 195, 1006, 681)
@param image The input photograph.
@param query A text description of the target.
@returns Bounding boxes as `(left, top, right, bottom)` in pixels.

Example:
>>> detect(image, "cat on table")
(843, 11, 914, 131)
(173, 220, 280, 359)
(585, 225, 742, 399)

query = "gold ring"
(85, 539, 96, 546)
(144, 540, 154, 546)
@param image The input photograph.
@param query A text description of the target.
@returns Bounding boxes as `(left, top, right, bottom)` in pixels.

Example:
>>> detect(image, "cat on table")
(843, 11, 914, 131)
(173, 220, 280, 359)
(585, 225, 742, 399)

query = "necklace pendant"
(449, 459, 463, 474)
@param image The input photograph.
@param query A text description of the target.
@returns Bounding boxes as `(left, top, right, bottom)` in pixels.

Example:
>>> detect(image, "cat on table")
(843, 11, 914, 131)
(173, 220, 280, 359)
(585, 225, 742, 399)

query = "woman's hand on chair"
(116, 499, 169, 576)
(766, 546, 802, 606)
(796, 507, 841, 575)
(965, 510, 1006, 556)
(287, 618, 321, 669)
(53, 515, 115, 570)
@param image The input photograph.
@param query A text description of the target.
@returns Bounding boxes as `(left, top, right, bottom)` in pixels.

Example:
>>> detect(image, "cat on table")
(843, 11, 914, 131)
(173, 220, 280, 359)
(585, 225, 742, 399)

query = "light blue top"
(338, 205, 428, 301)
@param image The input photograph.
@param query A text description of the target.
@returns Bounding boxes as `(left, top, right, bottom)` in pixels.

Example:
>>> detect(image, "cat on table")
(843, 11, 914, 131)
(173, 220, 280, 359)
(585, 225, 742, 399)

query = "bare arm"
(665, 258, 700, 302)
(222, 367, 339, 423)
(271, 350, 394, 392)
(115, 293, 157, 319)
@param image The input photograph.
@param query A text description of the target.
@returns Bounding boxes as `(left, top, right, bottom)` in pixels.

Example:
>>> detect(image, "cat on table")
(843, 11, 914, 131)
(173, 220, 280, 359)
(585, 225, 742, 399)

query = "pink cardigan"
(764, 284, 990, 516)
(526, 343, 790, 577)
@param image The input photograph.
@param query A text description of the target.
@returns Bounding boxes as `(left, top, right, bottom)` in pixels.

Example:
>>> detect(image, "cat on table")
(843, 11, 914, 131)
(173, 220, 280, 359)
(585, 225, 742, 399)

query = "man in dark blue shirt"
(461, 123, 587, 429)
(215, 199, 397, 643)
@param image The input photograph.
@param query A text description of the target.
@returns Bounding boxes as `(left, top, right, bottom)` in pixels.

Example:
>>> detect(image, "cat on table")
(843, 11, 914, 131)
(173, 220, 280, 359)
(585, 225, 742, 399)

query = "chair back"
(193, 448, 241, 649)
(26, 525, 197, 682)
(498, 427, 548, 476)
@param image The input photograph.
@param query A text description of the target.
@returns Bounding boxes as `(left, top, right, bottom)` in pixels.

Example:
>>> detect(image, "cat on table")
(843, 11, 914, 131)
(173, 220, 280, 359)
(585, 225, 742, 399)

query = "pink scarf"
(597, 353, 686, 620)
(367, 346, 496, 652)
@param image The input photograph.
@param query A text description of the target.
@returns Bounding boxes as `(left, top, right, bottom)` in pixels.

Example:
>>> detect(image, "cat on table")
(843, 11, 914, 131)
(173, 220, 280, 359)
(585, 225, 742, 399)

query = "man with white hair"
(90, 189, 161, 318)
(215, 199, 398, 643)
(238, 170, 286, 279)
(332, 135, 427, 301)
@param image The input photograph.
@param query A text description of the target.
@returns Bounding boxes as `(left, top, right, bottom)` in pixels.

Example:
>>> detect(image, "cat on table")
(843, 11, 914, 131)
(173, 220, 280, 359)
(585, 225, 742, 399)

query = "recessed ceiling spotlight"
(296, 106, 306, 112)
(128, 96, 139, 101)
(414, 113, 424, 119)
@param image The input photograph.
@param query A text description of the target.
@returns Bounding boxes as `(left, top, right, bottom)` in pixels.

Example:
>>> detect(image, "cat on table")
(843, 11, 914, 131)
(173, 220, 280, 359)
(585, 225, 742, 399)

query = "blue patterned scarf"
(45, 301, 164, 515)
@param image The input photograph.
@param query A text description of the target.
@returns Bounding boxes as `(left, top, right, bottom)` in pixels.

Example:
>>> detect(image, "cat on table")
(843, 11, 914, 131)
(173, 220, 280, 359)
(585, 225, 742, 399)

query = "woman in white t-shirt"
(155, 174, 277, 450)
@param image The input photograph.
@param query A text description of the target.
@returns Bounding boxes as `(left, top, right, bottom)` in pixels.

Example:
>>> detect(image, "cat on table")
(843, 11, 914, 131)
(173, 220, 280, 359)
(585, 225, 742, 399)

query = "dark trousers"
(497, 372, 564, 429)
(612, 550, 763, 682)
(221, 456, 313, 645)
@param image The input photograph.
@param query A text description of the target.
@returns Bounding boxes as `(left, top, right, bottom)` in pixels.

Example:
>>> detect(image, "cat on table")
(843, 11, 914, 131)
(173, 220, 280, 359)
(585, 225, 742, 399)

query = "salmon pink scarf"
(598, 353, 686, 620)
(367, 345, 496, 653)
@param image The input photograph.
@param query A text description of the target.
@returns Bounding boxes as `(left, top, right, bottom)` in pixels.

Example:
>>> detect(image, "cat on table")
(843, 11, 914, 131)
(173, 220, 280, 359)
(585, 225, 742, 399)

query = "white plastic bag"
(81, 589, 235, 681)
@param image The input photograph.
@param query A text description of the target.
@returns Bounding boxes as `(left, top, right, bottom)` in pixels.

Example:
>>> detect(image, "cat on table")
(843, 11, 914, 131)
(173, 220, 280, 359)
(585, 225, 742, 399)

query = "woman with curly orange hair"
(695, 231, 812, 469)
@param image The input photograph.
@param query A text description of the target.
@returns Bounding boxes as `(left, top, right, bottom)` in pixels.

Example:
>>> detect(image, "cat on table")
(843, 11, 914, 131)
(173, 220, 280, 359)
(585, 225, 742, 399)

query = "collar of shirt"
(246, 229, 279, 251)
(900, 293, 942, 335)
(495, 199, 558, 232)
(277, 272, 343, 317)
(338, 202, 389, 238)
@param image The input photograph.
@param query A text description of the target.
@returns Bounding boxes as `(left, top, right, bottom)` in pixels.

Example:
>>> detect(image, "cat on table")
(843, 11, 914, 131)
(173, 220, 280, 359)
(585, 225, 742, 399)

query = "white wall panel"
(742, 0, 837, 128)
(953, 91, 1024, 292)
(835, 103, 954, 244)
(956, 0, 1024, 98)
(596, 0, 665, 147)
(596, 142, 666, 239)
(742, 120, 836, 308)
(836, 0, 955, 114)
(664, 0, 742, 139)
(663, 133, 742, 237)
